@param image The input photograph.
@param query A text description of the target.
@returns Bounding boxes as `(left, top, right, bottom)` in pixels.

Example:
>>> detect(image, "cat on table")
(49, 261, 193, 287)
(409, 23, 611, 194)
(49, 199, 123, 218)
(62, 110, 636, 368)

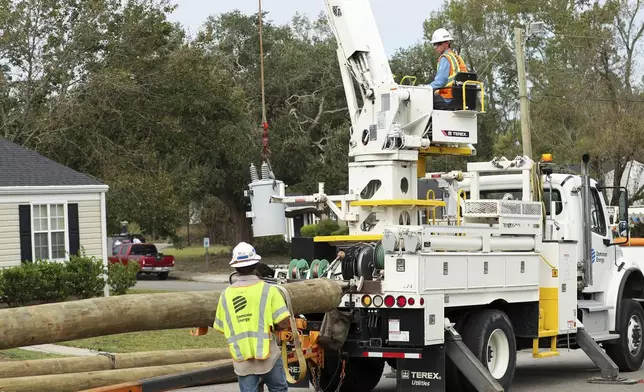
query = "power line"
(530, 94, 644, 104)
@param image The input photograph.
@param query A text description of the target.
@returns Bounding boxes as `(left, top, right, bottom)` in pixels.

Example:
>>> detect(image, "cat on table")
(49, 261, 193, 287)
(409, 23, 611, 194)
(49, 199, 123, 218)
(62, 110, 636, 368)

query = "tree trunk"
(233, 206, 251, 243)
(220, 194, 251, 244)
(0, 280, 343, 350)
(611, 159, 625, 205)
(0, 348, 230, 378)
(0, 360, 235, 392)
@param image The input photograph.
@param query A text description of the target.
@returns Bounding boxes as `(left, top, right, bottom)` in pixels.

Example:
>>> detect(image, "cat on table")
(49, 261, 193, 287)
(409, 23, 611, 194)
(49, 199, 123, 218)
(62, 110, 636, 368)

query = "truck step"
(590, 332, 620, 342)
(578, 299, 613, 312)
(532, 336, 559, 358)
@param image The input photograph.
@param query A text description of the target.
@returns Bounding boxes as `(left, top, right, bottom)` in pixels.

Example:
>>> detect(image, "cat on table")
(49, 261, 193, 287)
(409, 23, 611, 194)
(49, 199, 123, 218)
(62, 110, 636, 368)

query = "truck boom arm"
(324, 0, 394, 101)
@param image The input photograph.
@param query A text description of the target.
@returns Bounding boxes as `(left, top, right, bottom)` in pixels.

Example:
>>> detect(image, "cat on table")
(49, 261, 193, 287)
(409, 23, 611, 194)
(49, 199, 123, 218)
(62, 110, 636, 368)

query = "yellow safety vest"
(437, 50, 468, 100)
(213, 281, 290, 362)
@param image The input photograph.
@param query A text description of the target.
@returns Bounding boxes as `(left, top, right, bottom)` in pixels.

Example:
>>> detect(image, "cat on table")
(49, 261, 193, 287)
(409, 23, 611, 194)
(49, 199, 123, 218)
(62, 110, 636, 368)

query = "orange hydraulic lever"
(190, 326, 209, 336)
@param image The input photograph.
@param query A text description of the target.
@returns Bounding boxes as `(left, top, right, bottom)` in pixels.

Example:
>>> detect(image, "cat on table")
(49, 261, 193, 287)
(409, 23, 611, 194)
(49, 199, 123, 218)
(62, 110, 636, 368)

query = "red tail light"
(407, 297, 415, 306)
(384, 295, 395, 307)
(396, 296, 407, 307)
(420, 298, 425, 306)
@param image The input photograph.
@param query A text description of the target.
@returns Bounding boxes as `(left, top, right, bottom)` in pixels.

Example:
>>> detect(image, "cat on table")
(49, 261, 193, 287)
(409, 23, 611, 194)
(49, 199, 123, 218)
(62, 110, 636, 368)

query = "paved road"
(179, 350, 644, 391)
(134, 275, 228, 292)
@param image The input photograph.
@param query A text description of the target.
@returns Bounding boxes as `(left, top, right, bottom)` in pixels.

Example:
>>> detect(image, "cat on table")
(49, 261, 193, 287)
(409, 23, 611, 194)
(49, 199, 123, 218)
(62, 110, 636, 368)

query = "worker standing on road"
(428, 27, 468, 108)
(214, 242, 291, 392)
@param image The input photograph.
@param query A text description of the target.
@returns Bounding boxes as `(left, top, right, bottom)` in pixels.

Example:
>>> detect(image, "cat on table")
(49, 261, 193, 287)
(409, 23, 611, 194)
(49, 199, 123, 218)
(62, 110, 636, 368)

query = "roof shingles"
(0, 138, 105, 187)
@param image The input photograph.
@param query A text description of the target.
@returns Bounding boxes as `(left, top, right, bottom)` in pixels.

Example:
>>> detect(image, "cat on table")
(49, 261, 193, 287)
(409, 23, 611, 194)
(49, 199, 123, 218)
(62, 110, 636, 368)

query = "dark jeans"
(237, 356, 288, 392)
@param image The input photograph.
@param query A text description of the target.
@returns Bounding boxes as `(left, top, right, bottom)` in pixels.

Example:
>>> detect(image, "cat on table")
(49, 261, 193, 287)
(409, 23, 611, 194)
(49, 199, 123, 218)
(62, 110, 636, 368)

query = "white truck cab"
(446, 155, 644, 373)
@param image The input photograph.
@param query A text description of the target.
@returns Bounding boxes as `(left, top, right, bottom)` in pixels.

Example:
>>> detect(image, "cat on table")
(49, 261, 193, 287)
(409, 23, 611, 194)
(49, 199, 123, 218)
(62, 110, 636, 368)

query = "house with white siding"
(0, 139, 108, 268)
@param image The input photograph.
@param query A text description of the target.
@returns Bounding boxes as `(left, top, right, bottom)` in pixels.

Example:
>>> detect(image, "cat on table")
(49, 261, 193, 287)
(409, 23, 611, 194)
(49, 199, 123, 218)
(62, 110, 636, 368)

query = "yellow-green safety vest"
(437, 50, 468, 100)
(213, 281, 290, 362)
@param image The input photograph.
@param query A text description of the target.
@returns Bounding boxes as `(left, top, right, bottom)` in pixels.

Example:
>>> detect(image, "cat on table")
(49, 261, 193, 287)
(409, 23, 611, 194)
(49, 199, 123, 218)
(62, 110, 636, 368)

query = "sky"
(167, 0, 443, 56)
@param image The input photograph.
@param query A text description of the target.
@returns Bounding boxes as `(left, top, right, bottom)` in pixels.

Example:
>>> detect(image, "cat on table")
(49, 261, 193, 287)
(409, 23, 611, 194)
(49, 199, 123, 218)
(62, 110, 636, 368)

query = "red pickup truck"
(109, 243, 175, 280)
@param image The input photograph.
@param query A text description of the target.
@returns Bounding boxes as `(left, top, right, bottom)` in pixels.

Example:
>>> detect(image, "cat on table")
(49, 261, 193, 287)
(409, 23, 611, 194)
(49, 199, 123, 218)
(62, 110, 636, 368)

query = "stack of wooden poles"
(0, 279, 343, 392)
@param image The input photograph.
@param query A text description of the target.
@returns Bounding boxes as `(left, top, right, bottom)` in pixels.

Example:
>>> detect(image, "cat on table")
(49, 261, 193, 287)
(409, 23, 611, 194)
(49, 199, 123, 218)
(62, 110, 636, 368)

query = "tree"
(191, 11, 349, 241)
(0, 0, 122, 148)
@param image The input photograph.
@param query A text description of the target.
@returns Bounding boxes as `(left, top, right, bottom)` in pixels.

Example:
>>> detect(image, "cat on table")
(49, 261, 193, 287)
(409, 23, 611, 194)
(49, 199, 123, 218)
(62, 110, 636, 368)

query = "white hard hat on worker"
(430, 28, 454, 44)
(230, 241, 262, 268)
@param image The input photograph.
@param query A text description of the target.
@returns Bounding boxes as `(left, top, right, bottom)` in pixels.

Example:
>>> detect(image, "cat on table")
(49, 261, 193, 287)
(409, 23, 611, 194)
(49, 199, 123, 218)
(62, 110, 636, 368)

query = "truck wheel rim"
(486, 329, 510, 379)
(628, 315, 642, 355)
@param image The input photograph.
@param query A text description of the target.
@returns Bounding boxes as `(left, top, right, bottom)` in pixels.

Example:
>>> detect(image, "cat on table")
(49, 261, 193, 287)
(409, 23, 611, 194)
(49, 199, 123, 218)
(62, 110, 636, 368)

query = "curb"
(172, 271, 230, 284)
(20, 344, 102, 357)
(189, 276, 230, 284)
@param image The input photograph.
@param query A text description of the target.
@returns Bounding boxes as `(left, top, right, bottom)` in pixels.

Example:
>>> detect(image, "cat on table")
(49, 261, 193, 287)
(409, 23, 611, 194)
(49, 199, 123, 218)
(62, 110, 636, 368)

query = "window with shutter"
(19, 203, 80, 261)
(31, 204, 67, 261)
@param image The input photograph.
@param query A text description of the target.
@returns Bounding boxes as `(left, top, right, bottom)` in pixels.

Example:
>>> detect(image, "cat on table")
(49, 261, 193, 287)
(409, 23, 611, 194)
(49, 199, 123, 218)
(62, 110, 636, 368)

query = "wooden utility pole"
(0, 360, 235, 392)
(514, 27, 533, 159)
(0, 349, 230, 378)
(0, 279, 344, 350)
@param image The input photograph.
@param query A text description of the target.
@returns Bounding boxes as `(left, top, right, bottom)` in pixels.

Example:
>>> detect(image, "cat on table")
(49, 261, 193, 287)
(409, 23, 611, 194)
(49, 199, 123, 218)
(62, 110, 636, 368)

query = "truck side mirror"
(600, 186, 630, 246)
(618, 188, 629, 224)
(610, 187, 630, 246)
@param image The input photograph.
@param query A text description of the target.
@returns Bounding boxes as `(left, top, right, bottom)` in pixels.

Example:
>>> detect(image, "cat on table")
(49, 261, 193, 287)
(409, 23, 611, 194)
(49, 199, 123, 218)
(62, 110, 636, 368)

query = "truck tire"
(317, 354, 384, 392)
(452, 309, 517, 392)
(157, 272, 169, 280)
(605, 298, 644, 371)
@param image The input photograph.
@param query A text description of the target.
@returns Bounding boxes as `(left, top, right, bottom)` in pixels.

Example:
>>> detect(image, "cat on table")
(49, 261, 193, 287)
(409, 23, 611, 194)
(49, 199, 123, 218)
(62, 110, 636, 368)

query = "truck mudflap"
(395, 345, 445, 391)
(353, 343, 498, 392)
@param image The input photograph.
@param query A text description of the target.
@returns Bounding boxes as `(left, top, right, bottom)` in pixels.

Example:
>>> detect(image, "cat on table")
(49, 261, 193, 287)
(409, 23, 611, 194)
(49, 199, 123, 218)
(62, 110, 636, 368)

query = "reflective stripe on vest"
(272, 306, 288, 321)
(219, 282, 273, 361)
(438, 51, 467, 99)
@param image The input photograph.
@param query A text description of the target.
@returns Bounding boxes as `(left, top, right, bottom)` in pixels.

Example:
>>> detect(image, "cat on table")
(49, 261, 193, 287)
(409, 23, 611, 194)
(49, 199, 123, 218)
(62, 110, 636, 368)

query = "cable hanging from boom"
(258, 0, 270, 165)
(257, 0, 277, 188)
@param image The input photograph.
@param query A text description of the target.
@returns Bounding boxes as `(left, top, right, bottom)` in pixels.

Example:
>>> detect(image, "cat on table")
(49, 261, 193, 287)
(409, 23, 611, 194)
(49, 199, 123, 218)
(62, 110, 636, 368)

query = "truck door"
(119, 245, 129, 263)
(587, 186, 614, 290)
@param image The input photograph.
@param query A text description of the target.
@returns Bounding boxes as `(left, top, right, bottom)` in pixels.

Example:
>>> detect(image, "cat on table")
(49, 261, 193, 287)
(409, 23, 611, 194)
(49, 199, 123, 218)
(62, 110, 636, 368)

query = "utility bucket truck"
(244, 1, 644, 391)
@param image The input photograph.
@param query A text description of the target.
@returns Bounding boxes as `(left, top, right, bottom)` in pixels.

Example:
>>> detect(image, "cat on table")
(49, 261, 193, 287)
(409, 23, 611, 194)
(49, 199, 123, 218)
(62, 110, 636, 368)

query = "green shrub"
(0, 264, 40, 307)
(331, 225, 349, 236)
(34, 260, 70, 303)
(316, 219, 340, 236)
(0, 253, 126, 307)
(254, 235, 290, 256)
(107, 262, 140, 295)
(299, 219, 343, 237)
(300, 224, 317, 237)
(65, 253, 105, 299)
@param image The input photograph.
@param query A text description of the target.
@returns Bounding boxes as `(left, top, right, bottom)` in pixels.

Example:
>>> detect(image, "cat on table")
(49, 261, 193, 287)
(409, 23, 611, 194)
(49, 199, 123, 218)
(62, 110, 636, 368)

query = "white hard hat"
(230, 242, 261, 268)
(431, 28, 454, 44)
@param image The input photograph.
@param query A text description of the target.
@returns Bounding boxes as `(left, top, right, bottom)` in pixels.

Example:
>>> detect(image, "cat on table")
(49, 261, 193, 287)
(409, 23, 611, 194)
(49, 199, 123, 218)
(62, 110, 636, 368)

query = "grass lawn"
(163, 245, 231, 258)
(57, 328, 227, 353)
(0, 349, 68, 361)
(54, 250, 291, 354)
(57, 287, 228, 353)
